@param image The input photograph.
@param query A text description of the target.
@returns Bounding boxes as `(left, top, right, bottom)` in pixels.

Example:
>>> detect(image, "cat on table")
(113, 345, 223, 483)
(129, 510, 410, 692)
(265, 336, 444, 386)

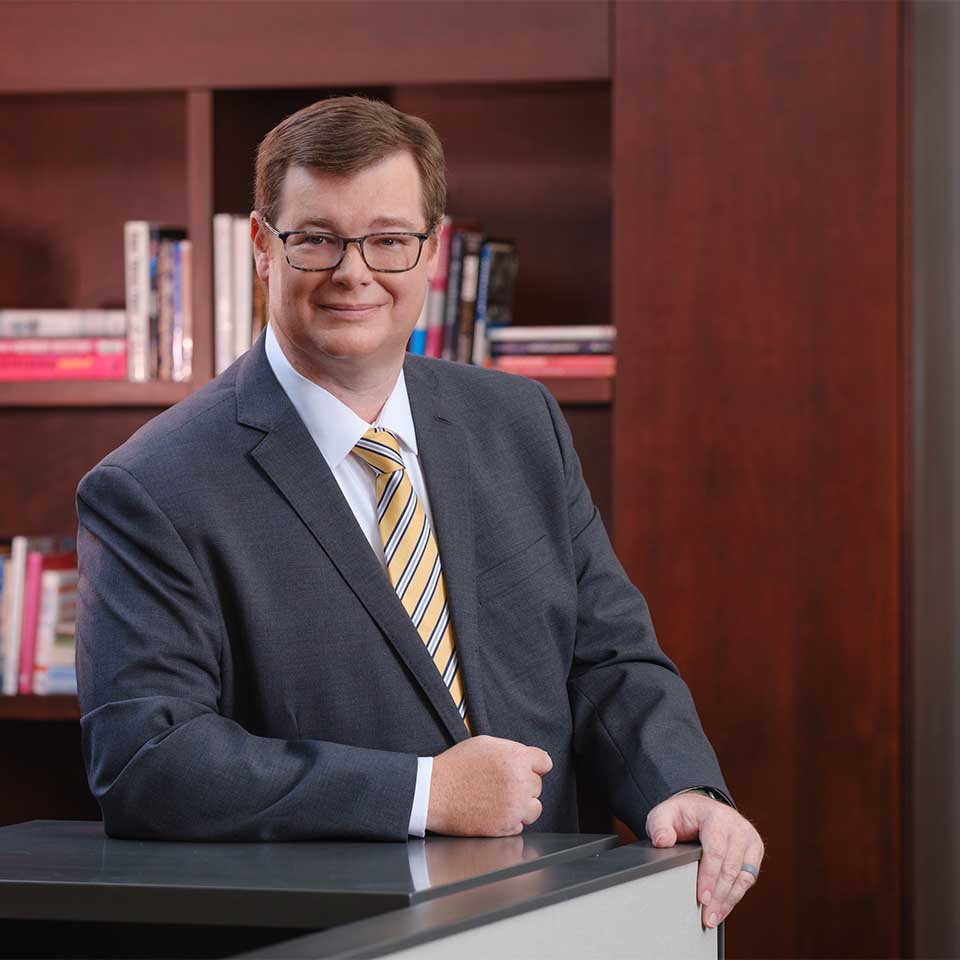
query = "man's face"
(253, 151, 439, 377)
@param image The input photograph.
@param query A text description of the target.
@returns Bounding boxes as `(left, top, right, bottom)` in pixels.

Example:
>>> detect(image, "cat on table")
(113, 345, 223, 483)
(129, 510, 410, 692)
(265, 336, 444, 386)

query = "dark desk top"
(0, 820, 618, 929)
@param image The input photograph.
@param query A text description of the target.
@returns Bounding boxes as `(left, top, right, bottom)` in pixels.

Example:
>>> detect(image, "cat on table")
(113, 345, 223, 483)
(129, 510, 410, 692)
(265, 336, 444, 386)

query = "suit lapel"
(405, 357, 489, 736)
(236, 338, 468, 744)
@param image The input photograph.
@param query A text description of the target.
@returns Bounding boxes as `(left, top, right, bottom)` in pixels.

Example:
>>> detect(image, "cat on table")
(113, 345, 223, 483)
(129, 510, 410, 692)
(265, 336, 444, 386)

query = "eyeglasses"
(260, 218, 434, 273)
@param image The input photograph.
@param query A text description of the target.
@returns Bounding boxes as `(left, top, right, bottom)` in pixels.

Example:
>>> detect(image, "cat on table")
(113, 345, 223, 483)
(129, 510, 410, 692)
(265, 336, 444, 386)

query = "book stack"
(0, 310, 127, 381)
(0, 536, 78, 696)
(410, 216, 519, 366)
(487, 325, 616, 378)
(213, 214, 268, 375)
(124, 221, 193, 382)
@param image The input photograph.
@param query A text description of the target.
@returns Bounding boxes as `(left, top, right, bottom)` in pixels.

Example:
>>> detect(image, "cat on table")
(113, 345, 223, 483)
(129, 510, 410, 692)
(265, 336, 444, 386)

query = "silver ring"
(740, 862, 759, 878)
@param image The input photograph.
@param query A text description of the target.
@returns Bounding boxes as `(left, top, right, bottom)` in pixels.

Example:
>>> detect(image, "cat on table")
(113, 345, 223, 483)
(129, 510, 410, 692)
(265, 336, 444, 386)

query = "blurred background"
(0, 2, 956, 956)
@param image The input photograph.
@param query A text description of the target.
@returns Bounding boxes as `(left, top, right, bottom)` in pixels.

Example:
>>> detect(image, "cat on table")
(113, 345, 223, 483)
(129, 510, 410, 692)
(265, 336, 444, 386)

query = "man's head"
(251, 97, 447, 383)
(255, 96, 446, 236)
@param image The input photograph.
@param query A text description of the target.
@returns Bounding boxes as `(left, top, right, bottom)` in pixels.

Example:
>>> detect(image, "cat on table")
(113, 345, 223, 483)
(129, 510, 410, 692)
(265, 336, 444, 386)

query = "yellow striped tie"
(353, 428, 469, 730)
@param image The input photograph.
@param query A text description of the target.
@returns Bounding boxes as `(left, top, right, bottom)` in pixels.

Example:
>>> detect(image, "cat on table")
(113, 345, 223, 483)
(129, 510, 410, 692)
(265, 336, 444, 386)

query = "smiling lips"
(319, 303, 384, 316)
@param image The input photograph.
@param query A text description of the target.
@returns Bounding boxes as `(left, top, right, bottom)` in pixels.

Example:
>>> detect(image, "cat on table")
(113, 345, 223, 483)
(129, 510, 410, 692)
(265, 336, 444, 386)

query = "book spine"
(147, 228, 161, 380)
(157, 239, 176, 381)
(17, 552, 44, 694)
(0, 340, 127, 381)
(232, 215, 253, 362)
(488, 324, 617, 343)
(471, 244, 493, 366)
(456, 233, 483, 364)
(2, 537, 27, 695)
(441, 231, 465, 362)
(0, 310, 127, 338)
(213, 214, 235, 375)
(425, 215, 453, 358)
(490, 339, 614, 356)
(124, 221, 150, 382)
(179, 240, 194, 381)
(490, 354, 616, 377)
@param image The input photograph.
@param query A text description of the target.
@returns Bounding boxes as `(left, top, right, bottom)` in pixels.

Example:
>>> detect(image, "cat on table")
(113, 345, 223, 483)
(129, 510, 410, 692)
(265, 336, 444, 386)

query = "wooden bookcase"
(1, 3, 909, 958)
(0, 0, 614, 815)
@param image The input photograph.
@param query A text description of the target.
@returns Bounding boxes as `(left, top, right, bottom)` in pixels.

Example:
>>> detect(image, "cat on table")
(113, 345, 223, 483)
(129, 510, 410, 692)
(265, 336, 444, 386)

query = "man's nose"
(331, 240, 371, 282)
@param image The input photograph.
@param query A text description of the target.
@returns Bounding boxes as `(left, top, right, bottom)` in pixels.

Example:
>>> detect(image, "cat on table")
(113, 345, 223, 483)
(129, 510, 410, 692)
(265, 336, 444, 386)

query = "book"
(0, 310, 126, 339)
(124, 221, 150, 382)
(18, 551, 76, 694)
(0, 338, 127, 381)
(472, 239, 518, 366)
(213, 213, 235, 375)
(489, 354, 616, 377)
(124, 222, 187, 382)
(455, 231, 484, 363)
(0, 536, 72, 694)
(441, 229, 467, 361)
(232, 216, 253, 363)
(487, 324, 616, 343)
(33, 569, 79, 695)
(172, 240, 193, 382)
(490, 339, 614, 356)
(148, 227, 187, 380)
(409, 297, 429, 355)
(157, 239, 176, 380)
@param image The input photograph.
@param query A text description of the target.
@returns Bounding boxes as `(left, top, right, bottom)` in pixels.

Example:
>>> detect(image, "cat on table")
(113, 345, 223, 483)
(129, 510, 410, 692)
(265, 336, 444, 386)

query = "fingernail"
(654, 832, 668, 845)
(701, 890, 712, 905)
(709, 913, 719, 928)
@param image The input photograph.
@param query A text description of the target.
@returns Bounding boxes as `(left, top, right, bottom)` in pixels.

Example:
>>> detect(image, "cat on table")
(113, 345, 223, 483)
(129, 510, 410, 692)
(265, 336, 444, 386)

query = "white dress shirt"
(265, 323, 434, 837)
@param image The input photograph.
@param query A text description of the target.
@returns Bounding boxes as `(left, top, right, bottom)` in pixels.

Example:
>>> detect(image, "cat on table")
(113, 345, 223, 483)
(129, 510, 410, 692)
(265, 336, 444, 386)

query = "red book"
(18, 551, 76, 694)
(489, 354, 616, 377)
(0, 337, 127, 381)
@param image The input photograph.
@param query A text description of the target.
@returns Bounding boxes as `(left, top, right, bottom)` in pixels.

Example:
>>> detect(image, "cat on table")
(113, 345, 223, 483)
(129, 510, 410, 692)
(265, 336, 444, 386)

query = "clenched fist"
(427, 735, 553, 836)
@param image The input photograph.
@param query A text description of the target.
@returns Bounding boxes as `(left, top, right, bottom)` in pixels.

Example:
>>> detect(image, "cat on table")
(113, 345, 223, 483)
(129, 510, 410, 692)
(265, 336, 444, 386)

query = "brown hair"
(255, 96, 446, 230)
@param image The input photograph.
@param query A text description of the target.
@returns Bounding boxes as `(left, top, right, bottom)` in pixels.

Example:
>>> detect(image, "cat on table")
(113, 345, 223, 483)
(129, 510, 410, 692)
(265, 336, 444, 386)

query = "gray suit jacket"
(76, 334, 728, 841)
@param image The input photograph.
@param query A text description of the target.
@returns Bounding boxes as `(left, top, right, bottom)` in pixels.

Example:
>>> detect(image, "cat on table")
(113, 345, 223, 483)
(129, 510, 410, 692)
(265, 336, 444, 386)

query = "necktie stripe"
(353, 427, 469, 732)
(377, 470, 403, 521)
(395, 514, 432, 600)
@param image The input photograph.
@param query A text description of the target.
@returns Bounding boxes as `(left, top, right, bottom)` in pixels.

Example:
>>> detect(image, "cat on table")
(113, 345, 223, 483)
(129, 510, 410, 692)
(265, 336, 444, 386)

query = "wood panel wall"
(612, 3, 905, 957)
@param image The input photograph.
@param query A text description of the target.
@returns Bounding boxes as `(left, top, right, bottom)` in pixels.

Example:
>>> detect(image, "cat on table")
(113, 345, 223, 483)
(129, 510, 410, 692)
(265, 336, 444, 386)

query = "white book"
(232, 215, 253, 363)
(124, 221, 151, 382)
(213, 214, 235, 376)
(0, 310, 127, 338)
(1, 537, 28, 695)
(487, 325, 616, 343)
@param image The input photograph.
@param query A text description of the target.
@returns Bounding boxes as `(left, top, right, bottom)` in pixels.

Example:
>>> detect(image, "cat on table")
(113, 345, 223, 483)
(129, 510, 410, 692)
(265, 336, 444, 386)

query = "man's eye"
(374, 236, 412, 248)
(291, 234, 335, 247)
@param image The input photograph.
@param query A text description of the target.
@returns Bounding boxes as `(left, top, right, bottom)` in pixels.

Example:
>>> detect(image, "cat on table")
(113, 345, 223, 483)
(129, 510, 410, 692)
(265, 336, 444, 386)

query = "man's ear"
(250, 213, 271, 283)
(424, 219, 444, 284)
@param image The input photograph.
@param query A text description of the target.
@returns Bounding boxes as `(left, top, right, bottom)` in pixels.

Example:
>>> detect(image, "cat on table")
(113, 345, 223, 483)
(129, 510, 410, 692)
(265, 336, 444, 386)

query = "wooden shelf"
(538, 377, 613, 406)
(0, 380, 197, 408)
(0, 695, 80, 721)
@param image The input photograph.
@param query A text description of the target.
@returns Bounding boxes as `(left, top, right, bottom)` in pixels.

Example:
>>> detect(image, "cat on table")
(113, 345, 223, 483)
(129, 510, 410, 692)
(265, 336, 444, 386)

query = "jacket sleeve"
(76, 462, 418, 841)
(533, 384, 733, 836)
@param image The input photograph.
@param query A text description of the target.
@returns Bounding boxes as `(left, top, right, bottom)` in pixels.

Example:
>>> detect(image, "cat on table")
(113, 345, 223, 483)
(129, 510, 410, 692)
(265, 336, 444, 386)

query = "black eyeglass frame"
(260, 218, 435, 274)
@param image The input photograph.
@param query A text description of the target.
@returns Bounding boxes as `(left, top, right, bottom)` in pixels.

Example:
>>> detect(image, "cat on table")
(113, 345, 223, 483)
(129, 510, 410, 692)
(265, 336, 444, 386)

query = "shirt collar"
(265, 322, 419, 469)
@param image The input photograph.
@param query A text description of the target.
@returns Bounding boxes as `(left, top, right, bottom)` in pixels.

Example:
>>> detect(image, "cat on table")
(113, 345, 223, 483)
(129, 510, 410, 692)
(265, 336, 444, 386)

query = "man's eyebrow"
(292, 216, 421, 232)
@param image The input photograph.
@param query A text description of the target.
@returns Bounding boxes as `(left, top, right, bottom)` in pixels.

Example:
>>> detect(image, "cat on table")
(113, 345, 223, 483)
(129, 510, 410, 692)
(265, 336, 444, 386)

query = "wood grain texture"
(0, 1, 608, 93)
(612, 2, 903, 956)
(0, 93, 187, 312)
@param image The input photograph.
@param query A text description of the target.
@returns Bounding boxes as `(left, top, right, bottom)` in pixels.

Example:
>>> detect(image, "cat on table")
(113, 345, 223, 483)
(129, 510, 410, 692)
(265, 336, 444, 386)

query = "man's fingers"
(717, 837, 765, 919)
(528, 748, 553, 775)
(645, 803, 679, 847)
(521, 797, 543, 826)
(702, 834, 747, 928)
(696, 823, 726, 907)
(530, 774, 543, 799)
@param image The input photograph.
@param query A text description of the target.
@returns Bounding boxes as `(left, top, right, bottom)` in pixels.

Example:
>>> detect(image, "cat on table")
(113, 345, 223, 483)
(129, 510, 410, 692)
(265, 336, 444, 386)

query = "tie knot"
(354, 427, 406, 475)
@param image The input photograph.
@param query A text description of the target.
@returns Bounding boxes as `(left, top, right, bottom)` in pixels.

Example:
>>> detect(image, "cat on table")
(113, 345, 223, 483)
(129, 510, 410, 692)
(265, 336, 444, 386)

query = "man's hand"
(646, 792, 764, 929)
(427, 735, 553, 836)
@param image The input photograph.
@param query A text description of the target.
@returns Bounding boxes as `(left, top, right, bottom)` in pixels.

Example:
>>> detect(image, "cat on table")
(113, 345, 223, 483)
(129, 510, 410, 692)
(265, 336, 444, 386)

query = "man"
(77, 96, 762, 929)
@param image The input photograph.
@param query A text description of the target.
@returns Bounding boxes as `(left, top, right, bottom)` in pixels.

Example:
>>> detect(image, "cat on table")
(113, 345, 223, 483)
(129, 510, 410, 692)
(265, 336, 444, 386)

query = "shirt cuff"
(408, 756, 433, 837)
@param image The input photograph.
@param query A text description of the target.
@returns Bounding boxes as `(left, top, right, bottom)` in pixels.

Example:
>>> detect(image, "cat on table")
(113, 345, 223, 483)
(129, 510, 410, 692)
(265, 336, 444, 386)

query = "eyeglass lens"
(284, 233, 421, 271)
